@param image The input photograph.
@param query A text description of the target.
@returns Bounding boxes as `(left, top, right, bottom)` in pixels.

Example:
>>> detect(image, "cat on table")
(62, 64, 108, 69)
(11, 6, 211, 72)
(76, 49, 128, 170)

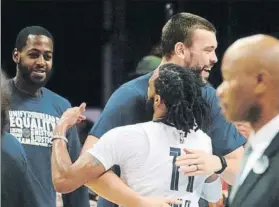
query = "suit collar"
(231, 132, 279, 206)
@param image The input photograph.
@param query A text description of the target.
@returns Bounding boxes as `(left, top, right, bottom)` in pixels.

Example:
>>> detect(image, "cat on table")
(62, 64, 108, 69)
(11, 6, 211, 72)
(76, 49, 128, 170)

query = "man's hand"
(137, 197, 183, 207)
(234, 122, 252, 139)
(58, 103, 87, 129)
(175, 149, 222, 176)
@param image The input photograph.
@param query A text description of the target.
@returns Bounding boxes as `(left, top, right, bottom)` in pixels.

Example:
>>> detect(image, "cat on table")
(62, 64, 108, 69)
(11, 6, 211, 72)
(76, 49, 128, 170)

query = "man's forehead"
(191, 29, 218, 48)
(24, 35, 53, 51)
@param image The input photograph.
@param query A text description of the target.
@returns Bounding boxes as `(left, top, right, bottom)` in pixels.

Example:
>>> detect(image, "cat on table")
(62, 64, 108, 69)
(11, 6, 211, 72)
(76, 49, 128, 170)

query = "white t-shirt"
(88, 121, 221, 207)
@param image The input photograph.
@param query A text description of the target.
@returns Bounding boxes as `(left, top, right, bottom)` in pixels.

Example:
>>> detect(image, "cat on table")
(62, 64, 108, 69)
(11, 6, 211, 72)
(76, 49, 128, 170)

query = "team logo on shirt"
(9, 110, 59, 147)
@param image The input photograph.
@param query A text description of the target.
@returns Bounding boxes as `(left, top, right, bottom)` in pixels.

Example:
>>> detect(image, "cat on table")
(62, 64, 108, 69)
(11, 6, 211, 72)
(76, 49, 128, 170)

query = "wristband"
(214, 155, 227, 174)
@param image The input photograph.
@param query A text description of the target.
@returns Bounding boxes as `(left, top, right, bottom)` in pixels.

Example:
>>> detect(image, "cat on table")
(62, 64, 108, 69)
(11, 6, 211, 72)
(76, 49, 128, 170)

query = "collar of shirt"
(248, 113, 279, 153)
(238, 113, 279, 184)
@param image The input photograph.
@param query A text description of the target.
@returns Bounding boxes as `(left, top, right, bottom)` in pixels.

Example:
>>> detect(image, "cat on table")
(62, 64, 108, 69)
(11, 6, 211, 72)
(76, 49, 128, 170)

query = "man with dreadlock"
(51, 63, 222, 207)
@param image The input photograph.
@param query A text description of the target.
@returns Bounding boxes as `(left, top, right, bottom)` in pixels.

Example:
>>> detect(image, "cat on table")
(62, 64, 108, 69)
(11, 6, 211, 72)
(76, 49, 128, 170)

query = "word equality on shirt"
(9, 110, 60, 147)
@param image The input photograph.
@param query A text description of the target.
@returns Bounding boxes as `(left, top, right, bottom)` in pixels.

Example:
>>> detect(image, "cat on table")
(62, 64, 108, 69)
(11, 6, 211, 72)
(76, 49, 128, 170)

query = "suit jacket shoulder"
(230, 132, 279, 207)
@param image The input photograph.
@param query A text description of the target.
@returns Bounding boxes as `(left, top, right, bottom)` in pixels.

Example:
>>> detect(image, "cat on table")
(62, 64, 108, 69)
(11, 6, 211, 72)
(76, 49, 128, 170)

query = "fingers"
(183, 148, 196, 154)
(76, 115, 86, 124)
(176, 158, 203, 167)
(183, 148, 201, 155)
(176, 153, 199, 161)
(165, 198, 183, 205)
(183, 170, 205, 176)
(178, 164, 200, 173)
(79, 115, 86, 120)
(79, 102, 86, 112)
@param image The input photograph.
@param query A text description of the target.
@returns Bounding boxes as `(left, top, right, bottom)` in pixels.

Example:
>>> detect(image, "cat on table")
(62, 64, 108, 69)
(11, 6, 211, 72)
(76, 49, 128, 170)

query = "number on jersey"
(169, 147, 195, 192)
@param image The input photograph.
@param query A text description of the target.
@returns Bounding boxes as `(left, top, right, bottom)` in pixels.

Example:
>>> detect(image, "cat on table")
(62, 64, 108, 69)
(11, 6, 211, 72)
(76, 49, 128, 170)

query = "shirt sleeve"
(89, 86, 145, 138)
(87, 126, 148, 171)
(202, 85, 246, 156)
(201, 177, 222, 202)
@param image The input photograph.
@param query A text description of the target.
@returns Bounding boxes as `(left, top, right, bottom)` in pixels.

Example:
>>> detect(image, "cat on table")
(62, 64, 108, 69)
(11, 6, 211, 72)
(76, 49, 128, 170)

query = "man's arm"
(176, 142, 243, 185)
(59, 101, 90, 207)
(51, 104, 105, 193)
(81, 135, 98, 154)
(51, 105, 178, 207)
(61, 128, 91, 207)
(85, 171, 182, 207)
(221, 146, 243, 184)
(51, 121, 106, 193)
(175, 86, 246, 185)
(85, 171, 142, 206)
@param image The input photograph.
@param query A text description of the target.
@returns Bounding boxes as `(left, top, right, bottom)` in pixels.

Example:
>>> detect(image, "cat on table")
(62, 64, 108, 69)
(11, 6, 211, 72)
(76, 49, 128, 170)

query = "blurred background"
(2, 0, 279, 122)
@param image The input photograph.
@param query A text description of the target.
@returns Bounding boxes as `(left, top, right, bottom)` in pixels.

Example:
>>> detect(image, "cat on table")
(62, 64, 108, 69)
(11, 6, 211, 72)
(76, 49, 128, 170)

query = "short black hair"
(1, 70, 11, 135)
(155, 63, 210, 135)
(15, 26, 54, 51)
(161, 12, 216, 58)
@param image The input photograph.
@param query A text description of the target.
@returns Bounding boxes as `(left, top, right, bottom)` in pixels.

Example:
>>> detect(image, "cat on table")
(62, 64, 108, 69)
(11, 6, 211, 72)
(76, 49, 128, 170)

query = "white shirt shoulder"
(87, 124, 150, 171)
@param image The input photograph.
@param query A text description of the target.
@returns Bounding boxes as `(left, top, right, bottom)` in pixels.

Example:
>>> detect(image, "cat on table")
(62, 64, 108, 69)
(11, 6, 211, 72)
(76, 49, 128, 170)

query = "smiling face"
(185, 29, 218, 76)
(173, 28, 218, 80)
(13, 34, 53, 87)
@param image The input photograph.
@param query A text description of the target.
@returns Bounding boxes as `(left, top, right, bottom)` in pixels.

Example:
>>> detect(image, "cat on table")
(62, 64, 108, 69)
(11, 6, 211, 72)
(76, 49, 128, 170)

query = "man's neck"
(154, 56, 180, 73)
(160, 56, 177, 66)
(13, 75, 42, 97)
(152, 108, 166, 121)
(252, 108, 279, 133)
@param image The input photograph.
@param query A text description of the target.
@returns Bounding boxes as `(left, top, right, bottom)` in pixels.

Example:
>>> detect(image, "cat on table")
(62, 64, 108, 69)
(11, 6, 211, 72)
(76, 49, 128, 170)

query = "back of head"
(134, 56, 162, 75)
(1, 70, 11, 135)
(161, 12, 216, 58)
(15, 26, 54, 51)
(155, 63, 210, 134)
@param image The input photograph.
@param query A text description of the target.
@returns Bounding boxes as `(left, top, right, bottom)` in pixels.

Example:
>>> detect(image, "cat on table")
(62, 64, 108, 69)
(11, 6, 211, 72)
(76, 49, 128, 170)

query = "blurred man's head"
(13, 26, 54, 88)
(148, 63, 210, 134)
(217, 34, 279, 130)
(1, 70, 11, 135)
(129, 44, 163, 80)
(161, 12, 218, 81)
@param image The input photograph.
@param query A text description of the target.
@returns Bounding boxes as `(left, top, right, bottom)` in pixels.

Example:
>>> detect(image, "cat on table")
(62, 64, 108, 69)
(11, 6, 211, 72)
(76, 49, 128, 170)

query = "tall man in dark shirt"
(6, 26, 89, 207)
(80, 12, 246, 207)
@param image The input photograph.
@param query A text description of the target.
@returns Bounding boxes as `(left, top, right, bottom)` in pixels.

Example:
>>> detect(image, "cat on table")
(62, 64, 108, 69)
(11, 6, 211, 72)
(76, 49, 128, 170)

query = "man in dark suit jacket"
(217, 34, 279, 207)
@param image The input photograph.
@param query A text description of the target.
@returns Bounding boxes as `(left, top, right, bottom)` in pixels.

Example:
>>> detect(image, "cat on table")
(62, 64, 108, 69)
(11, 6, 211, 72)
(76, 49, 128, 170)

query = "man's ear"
(153, 94, 161, 107)
(174, 42, 186, 59)
(254, 72, 269, 95)
(12, 48, 20, 64)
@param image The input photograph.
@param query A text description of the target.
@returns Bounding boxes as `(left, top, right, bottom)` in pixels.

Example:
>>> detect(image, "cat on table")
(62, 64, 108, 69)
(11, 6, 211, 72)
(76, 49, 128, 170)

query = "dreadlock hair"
(155, 63, 210, 136)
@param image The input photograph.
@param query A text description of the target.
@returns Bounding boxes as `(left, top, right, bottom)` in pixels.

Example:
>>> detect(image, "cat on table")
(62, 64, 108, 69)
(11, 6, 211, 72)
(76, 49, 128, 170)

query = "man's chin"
(29, 77, 48, 88)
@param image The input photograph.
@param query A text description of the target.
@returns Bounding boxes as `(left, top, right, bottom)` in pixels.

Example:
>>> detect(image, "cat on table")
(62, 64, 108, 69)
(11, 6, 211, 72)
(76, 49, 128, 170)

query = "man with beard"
(218, 35, 279, 207)
(80, 12, 246, 207)
(51, 64, 222, 207)
(6, 26, 89, 207)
